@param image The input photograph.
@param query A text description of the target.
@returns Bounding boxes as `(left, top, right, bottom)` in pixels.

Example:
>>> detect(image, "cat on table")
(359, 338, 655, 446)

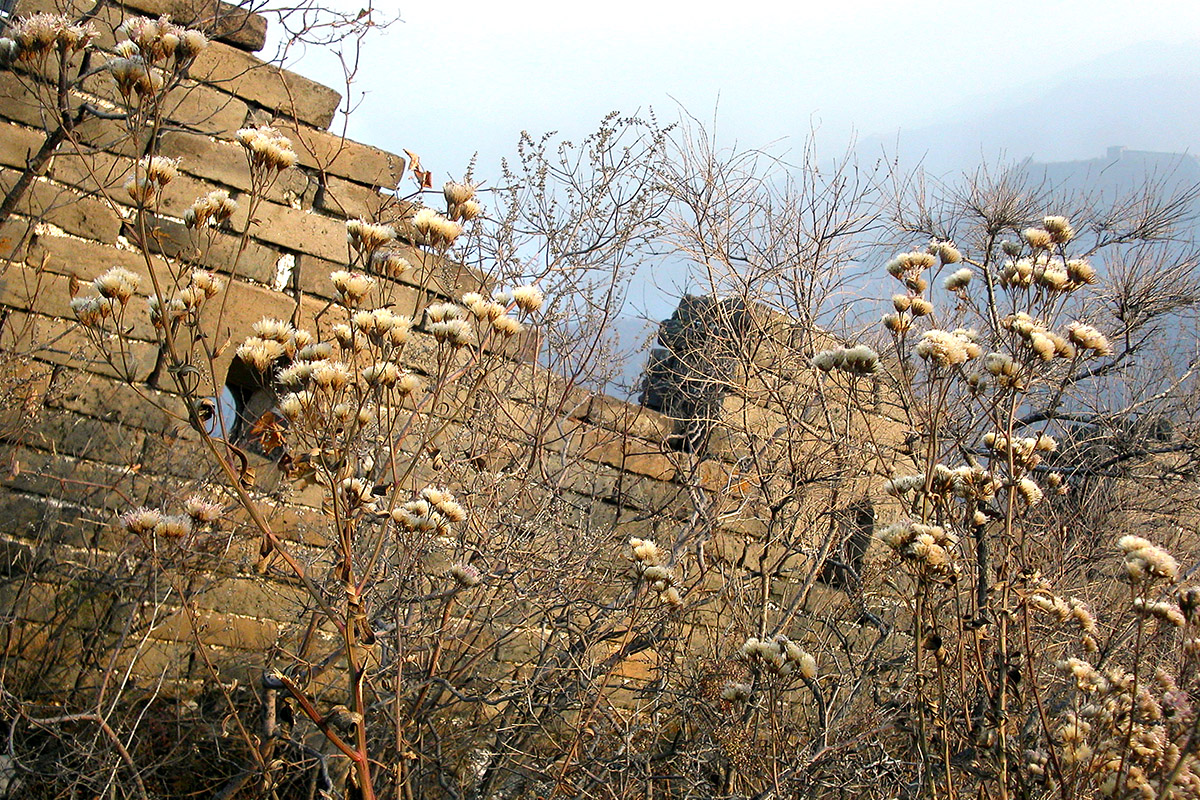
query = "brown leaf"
(404, 149, 433, 189)
(247, 410, 287, 454)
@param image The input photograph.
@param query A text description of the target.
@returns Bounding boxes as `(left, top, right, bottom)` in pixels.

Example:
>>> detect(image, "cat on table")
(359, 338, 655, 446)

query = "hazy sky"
(283, 0, 1200, 178)
(271, 0, 1200, 389)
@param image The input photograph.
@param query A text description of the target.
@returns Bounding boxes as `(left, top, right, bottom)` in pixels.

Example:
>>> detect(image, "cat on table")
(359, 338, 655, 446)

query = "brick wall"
(0, 0, 896, 712)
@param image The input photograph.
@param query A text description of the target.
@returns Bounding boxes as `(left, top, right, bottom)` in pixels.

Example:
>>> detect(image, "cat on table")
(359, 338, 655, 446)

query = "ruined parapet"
(640, 294, 751, 452)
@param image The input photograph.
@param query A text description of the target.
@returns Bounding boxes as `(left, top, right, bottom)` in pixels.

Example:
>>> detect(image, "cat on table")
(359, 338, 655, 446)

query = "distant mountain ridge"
(858, 40, 1200, 176)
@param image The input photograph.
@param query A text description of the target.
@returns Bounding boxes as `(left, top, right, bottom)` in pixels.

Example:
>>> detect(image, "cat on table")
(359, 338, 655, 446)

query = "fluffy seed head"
(372, 251, 411, 278)
(183, 496, 222, 524)
(430, 319, 473, 347)
(1042, 215, 1074, 244)
(1023, 227, 1054, 250)
(449, 563, 481, 587)
(443, 180, 476, 206)
(511, 285, 544, 314)
(916, 329, 970, 367)
(930, 240, 962, 265)
(1066, 258, 1097, 286)
(910, 297, 934, 317)
(236, 337, 286, 371)
(410, 207, 463, 249)
(330, 271, 375, 305)
(1066, 322, 1112, 356)
(491, 315, 523, 337)
(121, 507, 162, 534)
(944, 267, 973, 291)
(93, 267, 141, 304)
(346, 219, 396, 252)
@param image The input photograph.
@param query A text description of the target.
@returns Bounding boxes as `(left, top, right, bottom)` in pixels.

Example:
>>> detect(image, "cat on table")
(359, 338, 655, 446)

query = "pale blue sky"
(280, 0, 1200, 178)
(270, 0, 1200, 391)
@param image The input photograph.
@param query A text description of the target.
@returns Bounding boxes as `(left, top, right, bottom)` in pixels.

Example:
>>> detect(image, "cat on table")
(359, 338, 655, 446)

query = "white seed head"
(944, 267, 973, 291)
(511, 285, 544, 314)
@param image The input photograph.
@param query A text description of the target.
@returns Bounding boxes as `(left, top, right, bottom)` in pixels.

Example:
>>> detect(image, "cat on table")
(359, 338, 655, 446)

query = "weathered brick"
(76, 71, 248, 138)
(0, 167, 123, 243)
(0, 261, 159, 342)
(0, 216, 33, 261)
(25, 230, 148, 287)
(2, 309, 159, 381)
(192, 574, 309, 619)
(50, 374, 184, 434)
(0, 120, 48, 171)
(190, 41, 341, 128)
(584, 393, 673, 444)
(316, 173, 394, 219)
(113, 0, 268, 52)
(152, 607, 280, 649)
(136, 424, 216, 479)
(2, 445, 155, 509)
(551, 420, 675, 481)
(129, 212, 283, 287)
(14, 408, 148, 466)
(238, 198, 349, 262)
(270, 119, 405, 187)
(158, 129, 314, 204)
(0, 71, 147, 156)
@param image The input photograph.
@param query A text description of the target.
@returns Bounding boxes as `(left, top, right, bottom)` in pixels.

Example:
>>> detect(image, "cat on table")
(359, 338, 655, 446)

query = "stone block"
(0, 167, 123, 243)
(0, 120, 48, 171)
(79, 70, 250, 137)
(239, 199, 349, 262)
(191, 574, 309, 619)
(554, 421, 675, 481)
(3, 308, 159, 382)
(317, 173, 395, 219)
(270, 119, 405, 188)
(0, 216, 33, 262)
(0, 71, 147, 156)
(113, 0, 268, 52)
(190, 40, 341, 129)
(584, 393, 673, 444)
(2, 445, 156, 508)
(158, 129, 315, 205)
(49, 372, 185, 433)
(129, 212, 282, 287)
(0, 493, 98, 554)
(17, 407, 148, 466)
(152, 607, 280, 650)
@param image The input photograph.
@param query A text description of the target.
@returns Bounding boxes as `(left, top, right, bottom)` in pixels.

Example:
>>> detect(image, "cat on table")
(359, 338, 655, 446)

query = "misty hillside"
(858, 41, 1200, 176)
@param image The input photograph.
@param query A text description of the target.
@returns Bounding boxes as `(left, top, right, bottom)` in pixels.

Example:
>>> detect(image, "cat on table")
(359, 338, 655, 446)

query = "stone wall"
(0, 0, 898, 710)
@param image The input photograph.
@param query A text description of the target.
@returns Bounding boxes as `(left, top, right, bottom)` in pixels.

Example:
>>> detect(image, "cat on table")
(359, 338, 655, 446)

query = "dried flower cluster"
(393, 487, 468, 535)
(347, 219, 396, 254)
(236, 125, 299, 172)
(1027, 588, 1100, 652)
(184, 189, 238, 228)
(738, 634, 817, 679)
(812, 344, 880, 375)
(443, 181, 483, 222)
(916, 328, 981, 367)
(876, 521, 961, 581)
(628, 537, 682, 606)
(120, 493, 222, 545)
(103, 16, 207, 100)
(71, 267, 143, 327)
(408, 207, 463, 249)
(1001, 313, 1078, 362)
(1118, 535, 1180, 584)
(1051, 656, 1200, 798)
(0, 13, 97, 64)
